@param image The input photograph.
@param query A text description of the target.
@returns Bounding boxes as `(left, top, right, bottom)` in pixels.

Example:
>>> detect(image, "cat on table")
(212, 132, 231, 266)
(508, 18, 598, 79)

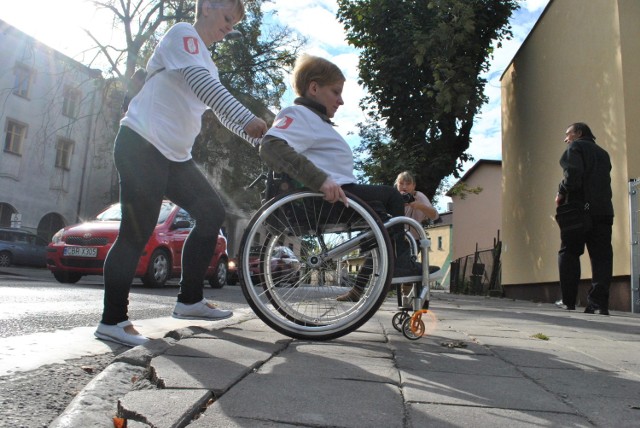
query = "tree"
(337, 0, 517, 200)
(86, 0, 193, 79)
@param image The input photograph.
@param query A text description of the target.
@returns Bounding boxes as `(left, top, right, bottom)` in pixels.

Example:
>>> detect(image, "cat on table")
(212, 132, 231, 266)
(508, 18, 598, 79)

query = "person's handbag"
(555, 201, 590, 232)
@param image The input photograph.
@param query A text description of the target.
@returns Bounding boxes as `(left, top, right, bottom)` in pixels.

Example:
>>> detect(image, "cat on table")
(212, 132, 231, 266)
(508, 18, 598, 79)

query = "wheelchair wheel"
(402, 316, 424, 341)
(392, 311, 409, 332)
(238, 190, 393, 340)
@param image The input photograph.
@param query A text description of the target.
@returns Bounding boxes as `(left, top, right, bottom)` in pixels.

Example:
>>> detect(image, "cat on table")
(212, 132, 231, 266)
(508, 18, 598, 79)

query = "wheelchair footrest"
(390, 275, 422, 284)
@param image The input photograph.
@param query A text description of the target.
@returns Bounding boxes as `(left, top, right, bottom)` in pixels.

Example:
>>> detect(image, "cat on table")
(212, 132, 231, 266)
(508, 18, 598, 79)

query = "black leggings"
(101, 126, 225, 325)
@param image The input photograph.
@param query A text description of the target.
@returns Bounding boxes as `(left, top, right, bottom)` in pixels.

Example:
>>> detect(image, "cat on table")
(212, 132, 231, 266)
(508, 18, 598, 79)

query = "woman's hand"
(244, 117, 268, 139)
(319, 178, 349, 207)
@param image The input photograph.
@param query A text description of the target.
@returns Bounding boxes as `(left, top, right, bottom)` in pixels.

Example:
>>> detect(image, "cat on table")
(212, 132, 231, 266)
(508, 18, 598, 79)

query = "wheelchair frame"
(238, 172, 435, 341)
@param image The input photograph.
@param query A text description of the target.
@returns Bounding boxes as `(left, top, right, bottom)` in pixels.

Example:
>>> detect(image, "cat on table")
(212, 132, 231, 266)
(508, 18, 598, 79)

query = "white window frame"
(62, 86, 81, 118)
(4, 119, 27, 155)
(13, 64, 33, 98)
(55, 138, 74, 170)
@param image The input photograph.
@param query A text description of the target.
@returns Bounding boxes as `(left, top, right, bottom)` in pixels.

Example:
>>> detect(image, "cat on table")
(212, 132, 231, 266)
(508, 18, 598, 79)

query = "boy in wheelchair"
(259, 54, 421, 301)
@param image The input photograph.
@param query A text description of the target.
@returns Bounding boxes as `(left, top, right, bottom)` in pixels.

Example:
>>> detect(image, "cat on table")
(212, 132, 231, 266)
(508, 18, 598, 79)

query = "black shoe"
(585, 302, 609, 315)
(393, 258, 422, 278)
(565, 305, 576, 310)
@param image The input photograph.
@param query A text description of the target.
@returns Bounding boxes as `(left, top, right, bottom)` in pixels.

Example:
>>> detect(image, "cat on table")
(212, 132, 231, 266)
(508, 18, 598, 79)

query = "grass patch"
(531, 333, 549, 340)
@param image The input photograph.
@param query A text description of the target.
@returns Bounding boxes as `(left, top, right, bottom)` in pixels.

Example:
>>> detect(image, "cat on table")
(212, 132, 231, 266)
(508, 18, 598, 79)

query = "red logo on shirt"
(275, 115, 294, 129)
(183, 37, 200, 54)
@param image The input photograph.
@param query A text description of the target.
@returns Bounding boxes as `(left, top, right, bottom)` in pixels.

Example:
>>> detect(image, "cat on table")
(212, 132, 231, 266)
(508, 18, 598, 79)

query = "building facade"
(447, 160, 502, 261)
(500, 0, 639, 311)
(1, 19, 116, 240)
(425, 211, 453, 289)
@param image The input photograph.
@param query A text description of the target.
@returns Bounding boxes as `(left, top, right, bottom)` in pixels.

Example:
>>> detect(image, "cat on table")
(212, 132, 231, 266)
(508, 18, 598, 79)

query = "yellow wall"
(425, 223, 453, 287)
(501, 0, 638, 285)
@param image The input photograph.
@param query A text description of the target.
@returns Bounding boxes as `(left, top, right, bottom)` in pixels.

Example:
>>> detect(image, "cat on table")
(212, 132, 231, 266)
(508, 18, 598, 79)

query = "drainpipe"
(75, 73, 101, 222)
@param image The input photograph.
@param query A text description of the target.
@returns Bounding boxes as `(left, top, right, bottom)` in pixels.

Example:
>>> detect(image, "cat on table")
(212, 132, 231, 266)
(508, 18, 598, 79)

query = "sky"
(1, 0, 550, 209)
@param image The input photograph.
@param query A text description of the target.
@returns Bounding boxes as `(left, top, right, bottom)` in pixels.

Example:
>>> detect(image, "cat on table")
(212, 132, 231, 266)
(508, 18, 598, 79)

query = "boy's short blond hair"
(394, 171, 416, 187)
(292, 54, 346, 97)
(196, 0, 245, 20)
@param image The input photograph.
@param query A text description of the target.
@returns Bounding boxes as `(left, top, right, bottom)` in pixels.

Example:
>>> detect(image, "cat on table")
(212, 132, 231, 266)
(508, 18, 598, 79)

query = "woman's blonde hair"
(292, 54, 345, 97)
(394, 171, 416, 188)
(197, 0, 245, 20)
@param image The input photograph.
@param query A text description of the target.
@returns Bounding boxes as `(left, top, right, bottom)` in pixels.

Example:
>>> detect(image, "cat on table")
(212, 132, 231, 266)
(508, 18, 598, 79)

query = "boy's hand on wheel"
(320, 178, 349, 207)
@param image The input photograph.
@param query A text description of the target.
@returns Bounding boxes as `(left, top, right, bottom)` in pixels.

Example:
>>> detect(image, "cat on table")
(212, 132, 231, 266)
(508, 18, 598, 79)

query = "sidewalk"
(51, 292, 640, 428)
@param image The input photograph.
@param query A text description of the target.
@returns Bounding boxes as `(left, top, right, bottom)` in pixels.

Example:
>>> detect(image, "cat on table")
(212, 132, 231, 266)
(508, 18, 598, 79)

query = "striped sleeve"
(181, 66, 262, 146)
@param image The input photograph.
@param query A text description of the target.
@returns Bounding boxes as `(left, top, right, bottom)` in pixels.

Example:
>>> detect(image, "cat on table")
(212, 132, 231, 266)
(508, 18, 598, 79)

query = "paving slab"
(164, 335, 286, 359)
(192, 374, 404, 428)
(407, 402, 590, 428)
(401, 369, 573, 413)
(258, 352, 400, 384)
(520, 367, 640, 399)
(151, 353, 255, 394)
(118, 389, 212, 427)
(489, 345, 624, 371)
(396, 351, 521, 377)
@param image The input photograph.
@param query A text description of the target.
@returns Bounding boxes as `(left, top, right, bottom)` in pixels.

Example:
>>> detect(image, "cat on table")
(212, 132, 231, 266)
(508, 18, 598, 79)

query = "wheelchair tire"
(238, 190, 392, 340)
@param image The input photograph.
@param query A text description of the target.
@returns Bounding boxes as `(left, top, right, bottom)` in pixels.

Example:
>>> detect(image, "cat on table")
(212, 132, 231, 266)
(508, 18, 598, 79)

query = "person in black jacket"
(556, 122, 614, 314)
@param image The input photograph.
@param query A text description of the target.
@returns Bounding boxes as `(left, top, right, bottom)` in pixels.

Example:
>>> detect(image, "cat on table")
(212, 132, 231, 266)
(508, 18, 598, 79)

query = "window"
(62, 86, 81, 118)
(4, 120, 27, 155)
(437, 236, 443, 250)
(13, 64, 33, 98)
(55, 138, 74, 170)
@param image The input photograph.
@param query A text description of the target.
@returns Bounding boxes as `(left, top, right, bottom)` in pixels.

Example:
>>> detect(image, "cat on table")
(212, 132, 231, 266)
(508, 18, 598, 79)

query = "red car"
(46, 201, 229, 288)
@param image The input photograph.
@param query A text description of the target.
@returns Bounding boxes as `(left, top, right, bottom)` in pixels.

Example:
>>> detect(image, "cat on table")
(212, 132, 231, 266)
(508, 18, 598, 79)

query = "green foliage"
(337, 0, 518, 200)
(448, 182, 483, 200)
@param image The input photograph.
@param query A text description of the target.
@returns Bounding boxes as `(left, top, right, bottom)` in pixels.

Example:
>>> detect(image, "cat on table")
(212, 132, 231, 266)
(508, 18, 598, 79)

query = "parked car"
(46, 201, 229, 287)
(240, 245, 301, 285)
(0, 228, 48, 268)
(226, 257, 238, 285)
(270, 246, 301, 284)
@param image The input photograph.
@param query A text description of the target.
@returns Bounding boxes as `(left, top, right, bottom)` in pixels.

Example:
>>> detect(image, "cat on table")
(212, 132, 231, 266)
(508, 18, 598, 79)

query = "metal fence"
(449, 240, 502, 297)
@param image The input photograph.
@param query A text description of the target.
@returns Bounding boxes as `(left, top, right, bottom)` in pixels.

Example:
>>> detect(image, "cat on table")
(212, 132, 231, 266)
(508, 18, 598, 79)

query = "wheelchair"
(238, 172, 437, 341)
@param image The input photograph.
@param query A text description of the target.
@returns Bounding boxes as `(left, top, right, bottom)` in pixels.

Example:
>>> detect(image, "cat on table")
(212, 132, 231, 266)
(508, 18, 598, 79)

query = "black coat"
(558, 138, 614, 217)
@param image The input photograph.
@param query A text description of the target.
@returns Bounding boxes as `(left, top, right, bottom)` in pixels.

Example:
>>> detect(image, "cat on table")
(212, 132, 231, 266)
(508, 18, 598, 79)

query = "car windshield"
(95, 201, 175, 224)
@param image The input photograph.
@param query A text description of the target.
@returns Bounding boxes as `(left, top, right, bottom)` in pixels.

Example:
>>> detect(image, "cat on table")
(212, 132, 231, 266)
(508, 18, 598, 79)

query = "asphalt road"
(0, 266, 248, 427)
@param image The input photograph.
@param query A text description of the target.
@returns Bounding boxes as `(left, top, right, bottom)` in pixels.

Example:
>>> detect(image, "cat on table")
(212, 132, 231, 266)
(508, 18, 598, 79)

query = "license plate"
(63, 247, 98, 258)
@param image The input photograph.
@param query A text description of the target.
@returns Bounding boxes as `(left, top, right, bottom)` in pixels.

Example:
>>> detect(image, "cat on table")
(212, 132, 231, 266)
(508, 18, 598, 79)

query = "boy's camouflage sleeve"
(259, 135, 328, 191)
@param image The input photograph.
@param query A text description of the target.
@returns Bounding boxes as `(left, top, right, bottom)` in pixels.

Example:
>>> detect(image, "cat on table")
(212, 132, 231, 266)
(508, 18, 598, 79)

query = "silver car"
(0, 228, 48, 268)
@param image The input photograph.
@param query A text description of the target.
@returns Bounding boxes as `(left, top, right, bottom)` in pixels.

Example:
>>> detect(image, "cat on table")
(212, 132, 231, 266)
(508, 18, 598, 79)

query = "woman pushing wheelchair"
(259, 54, 421, 302)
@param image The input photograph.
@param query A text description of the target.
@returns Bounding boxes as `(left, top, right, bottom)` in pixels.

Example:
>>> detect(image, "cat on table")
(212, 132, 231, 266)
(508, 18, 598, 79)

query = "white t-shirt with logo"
(122, 23, 217, 161)
(266, 105, 356, 185)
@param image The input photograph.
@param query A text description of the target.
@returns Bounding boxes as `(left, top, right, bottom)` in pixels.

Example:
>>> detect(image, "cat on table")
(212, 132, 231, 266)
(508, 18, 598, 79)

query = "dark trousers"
(341, 183, 404, 227)
(558, 215, 613, 309)
(341, 183, 409, 289)
(101, 126, 225, 325)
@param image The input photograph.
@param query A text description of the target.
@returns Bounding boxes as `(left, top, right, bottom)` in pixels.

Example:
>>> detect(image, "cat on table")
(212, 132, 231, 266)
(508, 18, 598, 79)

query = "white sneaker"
(95, 320, 149, 347)
(172, 298, 233, 320)
(555, 299, 564, 308)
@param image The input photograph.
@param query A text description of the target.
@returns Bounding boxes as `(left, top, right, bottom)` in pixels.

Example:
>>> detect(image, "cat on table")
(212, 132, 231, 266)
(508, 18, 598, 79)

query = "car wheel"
(52, 271, 82, 284)
(142, 249, 170, 288)
(0, 251, 11, 267)
(208, 259, 227, 289)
